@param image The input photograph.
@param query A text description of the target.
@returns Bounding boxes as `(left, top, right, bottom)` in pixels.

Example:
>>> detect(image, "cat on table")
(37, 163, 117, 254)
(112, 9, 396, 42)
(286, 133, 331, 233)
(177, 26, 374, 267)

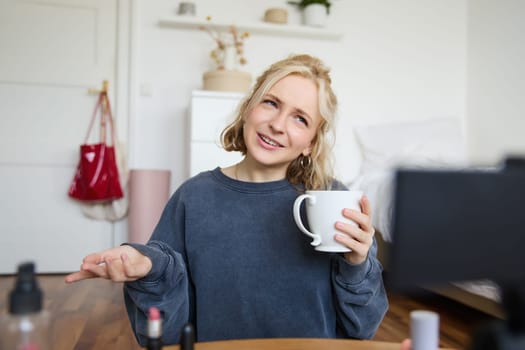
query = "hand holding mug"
(293, 190, 375, 265)
(335, 195, 375, 265)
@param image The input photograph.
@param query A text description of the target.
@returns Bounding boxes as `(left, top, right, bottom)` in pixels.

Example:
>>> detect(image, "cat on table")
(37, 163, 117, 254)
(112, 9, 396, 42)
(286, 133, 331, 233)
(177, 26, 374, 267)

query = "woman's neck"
(225, 158, 288, 183)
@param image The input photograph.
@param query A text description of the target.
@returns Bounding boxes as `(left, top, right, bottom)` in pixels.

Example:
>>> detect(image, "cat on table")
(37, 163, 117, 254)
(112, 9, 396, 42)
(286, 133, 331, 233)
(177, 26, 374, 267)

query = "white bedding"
(349, 117, 467, 242)
(453, 280, 501, 302)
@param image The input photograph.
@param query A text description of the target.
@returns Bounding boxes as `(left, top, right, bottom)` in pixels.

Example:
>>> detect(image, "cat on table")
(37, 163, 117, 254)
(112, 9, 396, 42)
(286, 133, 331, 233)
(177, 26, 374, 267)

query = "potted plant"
(288, 0, 331, 27)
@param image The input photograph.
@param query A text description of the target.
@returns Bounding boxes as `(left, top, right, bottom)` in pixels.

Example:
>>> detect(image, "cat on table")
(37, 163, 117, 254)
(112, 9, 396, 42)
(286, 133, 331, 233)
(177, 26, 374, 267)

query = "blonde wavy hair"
(220, 54, 338, 190)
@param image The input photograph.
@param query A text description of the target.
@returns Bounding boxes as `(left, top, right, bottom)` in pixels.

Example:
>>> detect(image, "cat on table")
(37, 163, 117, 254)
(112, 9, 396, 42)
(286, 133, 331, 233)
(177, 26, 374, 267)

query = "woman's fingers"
(65, 258, 113, 284)
(64, 270, 98, 283)
(64, 260, 109, 283)
(360, 195, 372, 216)
(335, 195, 376, 264)
(343, 209, 374, 235)
(103, 250, 151, 282)
(82, 261, 110, 278)
(335, 231, 369, 257)
(336, 217, 373, 245)
(82, 252, 105, 265)
(65, 246, 151, 284)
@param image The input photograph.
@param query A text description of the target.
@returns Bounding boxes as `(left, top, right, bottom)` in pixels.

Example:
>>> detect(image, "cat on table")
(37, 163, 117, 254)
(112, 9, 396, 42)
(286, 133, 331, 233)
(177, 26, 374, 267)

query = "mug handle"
(293, 194, 322, 246)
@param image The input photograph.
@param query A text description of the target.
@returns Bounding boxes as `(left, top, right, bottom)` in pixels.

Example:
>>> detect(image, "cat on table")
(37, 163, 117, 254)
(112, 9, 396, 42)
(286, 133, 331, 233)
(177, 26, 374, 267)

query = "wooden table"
(164, 338, 454, 350)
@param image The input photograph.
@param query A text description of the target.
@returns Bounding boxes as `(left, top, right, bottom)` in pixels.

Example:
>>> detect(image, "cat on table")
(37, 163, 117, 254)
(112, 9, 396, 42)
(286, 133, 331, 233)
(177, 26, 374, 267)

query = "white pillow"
(353, 118, 466, 174)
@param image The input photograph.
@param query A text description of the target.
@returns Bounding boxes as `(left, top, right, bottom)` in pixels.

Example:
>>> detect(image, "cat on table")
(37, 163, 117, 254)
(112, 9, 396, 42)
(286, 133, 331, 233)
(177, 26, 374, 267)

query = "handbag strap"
(83, 91, 117, 146)
(103, 92, 117, 146)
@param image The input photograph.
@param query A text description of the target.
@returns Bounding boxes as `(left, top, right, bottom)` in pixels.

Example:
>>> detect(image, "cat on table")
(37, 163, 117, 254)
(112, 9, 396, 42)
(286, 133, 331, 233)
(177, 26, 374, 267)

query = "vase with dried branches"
(200, 17, 252, 93)
(200, 17, 249, 70)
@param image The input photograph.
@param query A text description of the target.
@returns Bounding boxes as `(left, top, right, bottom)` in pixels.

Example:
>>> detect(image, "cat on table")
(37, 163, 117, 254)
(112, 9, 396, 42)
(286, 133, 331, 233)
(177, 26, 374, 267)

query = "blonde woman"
(66, 54, 388, 345)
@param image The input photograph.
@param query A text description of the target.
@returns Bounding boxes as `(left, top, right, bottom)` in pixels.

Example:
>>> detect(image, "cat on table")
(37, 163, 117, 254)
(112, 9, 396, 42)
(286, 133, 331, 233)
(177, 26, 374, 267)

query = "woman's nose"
(269, 112, 286, 132)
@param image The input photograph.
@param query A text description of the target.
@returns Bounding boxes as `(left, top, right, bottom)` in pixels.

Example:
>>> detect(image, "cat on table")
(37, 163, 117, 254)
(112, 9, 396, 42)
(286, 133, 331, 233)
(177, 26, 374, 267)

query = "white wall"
(466, 0, 525, 165)
(130, 0, 467, 189)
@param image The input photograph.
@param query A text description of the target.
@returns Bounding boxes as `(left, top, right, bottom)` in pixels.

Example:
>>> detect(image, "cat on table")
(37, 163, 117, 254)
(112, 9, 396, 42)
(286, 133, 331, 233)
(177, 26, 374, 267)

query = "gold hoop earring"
(300, 155, 312, 169)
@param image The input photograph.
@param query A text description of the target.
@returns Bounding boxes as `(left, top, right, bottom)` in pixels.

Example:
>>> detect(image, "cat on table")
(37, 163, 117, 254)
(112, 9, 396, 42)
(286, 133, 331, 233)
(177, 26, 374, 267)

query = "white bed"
(347, 118, 504, 318)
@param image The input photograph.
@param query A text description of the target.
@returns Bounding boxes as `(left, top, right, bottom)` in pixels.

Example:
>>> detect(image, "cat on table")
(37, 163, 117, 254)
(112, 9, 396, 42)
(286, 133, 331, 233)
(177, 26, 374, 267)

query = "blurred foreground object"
(389, 156, 525, 350)
(0, 262, 50, 350)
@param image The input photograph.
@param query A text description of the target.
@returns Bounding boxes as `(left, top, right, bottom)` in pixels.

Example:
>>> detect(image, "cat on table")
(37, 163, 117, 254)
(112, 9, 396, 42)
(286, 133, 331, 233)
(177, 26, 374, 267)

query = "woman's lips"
(258, 133, 283, 149)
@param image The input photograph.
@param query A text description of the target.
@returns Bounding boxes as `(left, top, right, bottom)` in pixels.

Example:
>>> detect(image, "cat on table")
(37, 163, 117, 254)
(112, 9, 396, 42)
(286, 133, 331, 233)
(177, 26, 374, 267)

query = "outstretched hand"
(400, 339, 412, 350)
(64, 245, 152, 284)
(334, 195, 376, 265)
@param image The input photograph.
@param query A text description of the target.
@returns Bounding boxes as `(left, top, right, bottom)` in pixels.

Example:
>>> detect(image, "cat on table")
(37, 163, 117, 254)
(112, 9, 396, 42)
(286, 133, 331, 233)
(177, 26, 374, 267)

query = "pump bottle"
(0, 262, 50, 350)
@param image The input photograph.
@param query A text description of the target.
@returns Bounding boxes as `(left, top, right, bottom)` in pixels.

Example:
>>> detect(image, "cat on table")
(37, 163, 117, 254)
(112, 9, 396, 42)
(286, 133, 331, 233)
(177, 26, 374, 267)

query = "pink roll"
(128, 169, 171, 244)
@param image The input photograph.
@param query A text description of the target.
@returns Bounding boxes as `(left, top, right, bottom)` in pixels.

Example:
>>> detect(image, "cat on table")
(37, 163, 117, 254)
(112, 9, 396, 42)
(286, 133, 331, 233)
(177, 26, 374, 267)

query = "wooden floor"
(0, 274, 498, 350)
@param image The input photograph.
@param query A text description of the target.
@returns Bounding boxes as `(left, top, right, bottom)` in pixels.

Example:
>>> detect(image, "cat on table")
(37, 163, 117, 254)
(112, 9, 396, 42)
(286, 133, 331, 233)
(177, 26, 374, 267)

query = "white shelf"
(158, 16, 343, 41)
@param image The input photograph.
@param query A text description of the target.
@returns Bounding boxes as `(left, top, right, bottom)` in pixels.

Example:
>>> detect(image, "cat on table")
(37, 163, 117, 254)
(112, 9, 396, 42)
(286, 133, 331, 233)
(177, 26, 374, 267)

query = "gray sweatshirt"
(123, 167, 388, 345)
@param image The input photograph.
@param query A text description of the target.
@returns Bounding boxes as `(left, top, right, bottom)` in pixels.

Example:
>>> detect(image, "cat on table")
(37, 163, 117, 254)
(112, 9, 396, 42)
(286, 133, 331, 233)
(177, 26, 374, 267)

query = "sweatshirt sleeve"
(331, 238, 389, 339)
(122, 192, 191, 346)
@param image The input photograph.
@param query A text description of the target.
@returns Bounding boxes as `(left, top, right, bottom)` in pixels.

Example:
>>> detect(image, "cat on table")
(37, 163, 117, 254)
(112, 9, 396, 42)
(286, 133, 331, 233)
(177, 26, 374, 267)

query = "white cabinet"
(189, 90, 245, 177)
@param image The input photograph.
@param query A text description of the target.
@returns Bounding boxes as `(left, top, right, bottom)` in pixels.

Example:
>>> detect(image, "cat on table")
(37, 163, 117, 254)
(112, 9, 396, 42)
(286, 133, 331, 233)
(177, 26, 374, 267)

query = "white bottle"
(0, 262, 50, 350)
(410, 310, 440, 350)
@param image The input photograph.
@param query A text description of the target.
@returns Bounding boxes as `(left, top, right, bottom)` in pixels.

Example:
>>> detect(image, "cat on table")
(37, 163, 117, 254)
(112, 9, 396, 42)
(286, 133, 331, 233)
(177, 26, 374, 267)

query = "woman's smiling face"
(242, 74, 321, 173)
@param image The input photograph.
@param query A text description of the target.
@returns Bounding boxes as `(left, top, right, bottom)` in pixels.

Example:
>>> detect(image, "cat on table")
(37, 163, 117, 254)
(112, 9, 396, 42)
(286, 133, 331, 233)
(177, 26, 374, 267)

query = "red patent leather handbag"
(68, 91, 124, 202)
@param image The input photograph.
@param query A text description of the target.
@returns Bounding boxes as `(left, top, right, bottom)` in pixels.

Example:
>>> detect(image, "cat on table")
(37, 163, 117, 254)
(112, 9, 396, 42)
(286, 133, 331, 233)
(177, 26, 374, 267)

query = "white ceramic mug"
(293, 190, 363, 252)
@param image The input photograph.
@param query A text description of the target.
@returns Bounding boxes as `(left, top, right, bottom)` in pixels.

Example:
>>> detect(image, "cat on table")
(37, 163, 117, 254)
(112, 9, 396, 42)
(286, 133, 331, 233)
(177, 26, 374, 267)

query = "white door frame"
(113, 0, 138, 245)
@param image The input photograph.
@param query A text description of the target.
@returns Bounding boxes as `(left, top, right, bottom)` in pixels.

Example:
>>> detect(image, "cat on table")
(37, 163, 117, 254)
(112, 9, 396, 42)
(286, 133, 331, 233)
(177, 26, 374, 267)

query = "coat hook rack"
(87, 81, 110, 127)
(88, 80, 109, 95)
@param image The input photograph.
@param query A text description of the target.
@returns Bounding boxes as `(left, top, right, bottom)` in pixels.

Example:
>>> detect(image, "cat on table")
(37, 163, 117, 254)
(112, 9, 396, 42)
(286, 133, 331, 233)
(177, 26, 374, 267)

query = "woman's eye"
(296, 115, 308, 126)
(263, 99, 277, 108)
